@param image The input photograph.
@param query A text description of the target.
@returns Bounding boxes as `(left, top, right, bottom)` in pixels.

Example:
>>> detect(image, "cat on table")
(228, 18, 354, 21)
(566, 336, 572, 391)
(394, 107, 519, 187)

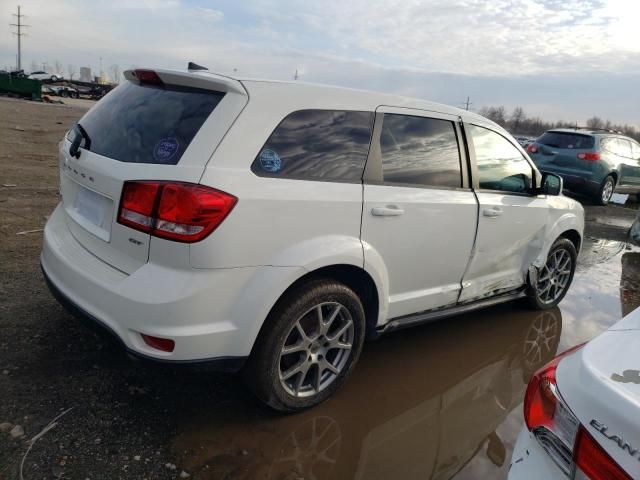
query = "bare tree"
(479, 106, 507, 127)
(109, 64, 121, 84)
(510, 107, 526, 133)
(54, 60, 63, 75)
(67, 64, 77, 80)
(586, 116, 604, 129)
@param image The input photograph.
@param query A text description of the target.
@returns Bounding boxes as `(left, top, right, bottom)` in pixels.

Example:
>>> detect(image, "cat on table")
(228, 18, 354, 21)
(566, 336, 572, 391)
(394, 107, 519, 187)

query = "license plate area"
(63, 175, 114, 242)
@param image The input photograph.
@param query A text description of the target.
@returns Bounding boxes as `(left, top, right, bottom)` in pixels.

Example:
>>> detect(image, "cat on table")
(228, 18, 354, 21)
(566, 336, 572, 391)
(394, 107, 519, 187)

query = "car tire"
(527, 238, 577, 310)
(244, 278, 366, 412)
(60, 90, 68, 98)
(596, 175, 615, 206)
(50, 75, 58, 82)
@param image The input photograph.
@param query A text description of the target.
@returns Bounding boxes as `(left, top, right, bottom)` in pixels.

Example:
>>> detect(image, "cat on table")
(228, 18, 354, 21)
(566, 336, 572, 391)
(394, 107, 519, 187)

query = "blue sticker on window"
(153, 138, 179, 163)
(259, 149, 282, 173)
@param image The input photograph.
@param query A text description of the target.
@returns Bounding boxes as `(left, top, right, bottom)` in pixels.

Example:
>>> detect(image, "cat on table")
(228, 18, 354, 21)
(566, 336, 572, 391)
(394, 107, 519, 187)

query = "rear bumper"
(41, 266, 246, 371)
(41, 203, 303, 366)
(508, 427, 566, 480)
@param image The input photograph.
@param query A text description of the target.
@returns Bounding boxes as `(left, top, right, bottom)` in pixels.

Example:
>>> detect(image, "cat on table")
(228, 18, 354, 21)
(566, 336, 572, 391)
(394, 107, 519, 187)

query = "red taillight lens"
(117, 181, 237, 243)
(573, 425, 631, 480)
(527, 144, 538, 154)
(577, 152, 600, 161)
(141, 334, 175, 352)
(524, 343, 585, 437)
(134, 69, 163, 86)
(155, 183, 237, 242)
(119, 181, 161, 232)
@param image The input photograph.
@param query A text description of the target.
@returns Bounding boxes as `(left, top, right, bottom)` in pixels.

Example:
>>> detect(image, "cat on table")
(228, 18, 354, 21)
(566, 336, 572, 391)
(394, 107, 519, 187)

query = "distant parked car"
(50, 85, 79, 98)
(28, 71, 64, 82)
(527, 128, 640, 205)
(509, 306, 640, 480)
(514, 135, 536, 148)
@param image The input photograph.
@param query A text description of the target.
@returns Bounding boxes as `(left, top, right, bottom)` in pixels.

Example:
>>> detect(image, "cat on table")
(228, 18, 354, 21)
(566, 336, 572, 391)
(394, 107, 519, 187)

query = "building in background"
(79, 67, 92, 82)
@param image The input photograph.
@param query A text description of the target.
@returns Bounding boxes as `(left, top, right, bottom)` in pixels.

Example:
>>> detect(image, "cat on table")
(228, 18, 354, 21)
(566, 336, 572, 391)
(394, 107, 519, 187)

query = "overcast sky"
(2, 0, 639, 127)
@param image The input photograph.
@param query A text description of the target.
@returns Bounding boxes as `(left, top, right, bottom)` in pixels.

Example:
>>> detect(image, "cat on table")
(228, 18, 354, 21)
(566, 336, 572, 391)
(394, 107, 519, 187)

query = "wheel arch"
(559, 229, 582, 254)
(247, 263, 382, 361)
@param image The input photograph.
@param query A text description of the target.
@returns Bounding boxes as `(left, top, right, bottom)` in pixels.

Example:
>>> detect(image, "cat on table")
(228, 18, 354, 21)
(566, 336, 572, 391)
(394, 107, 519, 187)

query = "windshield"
(72, 81, 224, 165)
(537, 131, 595, 149)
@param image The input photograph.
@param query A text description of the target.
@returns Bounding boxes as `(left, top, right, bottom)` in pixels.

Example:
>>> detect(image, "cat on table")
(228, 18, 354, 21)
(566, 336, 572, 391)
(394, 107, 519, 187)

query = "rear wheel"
(597, 175, 615, 205)
(50, 75, 58, 82)
(528, 238, 577, 309)
(245, 279, 366, 412)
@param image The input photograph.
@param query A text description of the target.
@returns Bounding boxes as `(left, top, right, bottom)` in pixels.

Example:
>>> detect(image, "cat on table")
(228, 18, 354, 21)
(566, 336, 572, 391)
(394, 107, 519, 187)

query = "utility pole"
(10, 5, 28, 71)
(293, 69, 299, 80)
(462, 96, 472, 111)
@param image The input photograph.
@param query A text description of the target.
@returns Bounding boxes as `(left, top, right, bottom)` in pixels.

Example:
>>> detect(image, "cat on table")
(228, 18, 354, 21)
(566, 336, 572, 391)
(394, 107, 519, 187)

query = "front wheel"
(244, 279, 366, 412)
(50, 75, 58, 82)
(527, 238, 577, 309)
(596, 175, 615, 206)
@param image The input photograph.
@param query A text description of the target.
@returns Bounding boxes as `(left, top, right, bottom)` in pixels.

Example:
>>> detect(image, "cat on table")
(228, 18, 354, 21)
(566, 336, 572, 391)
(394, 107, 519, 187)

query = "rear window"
(537, 132, 594, 149)
(251, 110, 374, 182)
(72, 81, 224, 165)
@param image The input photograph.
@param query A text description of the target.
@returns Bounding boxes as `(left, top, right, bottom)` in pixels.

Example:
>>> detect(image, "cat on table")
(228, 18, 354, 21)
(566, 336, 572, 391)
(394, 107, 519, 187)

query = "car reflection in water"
(171, 306, 562, 480)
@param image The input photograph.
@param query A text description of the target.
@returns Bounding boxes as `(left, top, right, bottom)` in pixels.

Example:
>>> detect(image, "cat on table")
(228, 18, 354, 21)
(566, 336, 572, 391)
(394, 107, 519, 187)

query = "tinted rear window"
(251, 110, 374, 182)
(73, 81, 224, 165)
(537, 132, 594, 149)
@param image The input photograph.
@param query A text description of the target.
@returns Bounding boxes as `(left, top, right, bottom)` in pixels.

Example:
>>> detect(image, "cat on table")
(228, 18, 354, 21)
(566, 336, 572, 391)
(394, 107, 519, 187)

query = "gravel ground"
(0, 97, 638, 479)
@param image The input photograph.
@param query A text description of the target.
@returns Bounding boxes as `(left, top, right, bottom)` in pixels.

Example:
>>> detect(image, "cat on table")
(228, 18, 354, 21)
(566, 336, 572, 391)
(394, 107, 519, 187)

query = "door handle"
(483, 207, 503, 218)
(371, 206, 405, 217)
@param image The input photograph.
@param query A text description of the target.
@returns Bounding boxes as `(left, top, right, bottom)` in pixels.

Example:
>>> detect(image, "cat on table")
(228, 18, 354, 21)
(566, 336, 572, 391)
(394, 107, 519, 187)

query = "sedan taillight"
(573, 425, 631, 480)
(527, 144, 538, 154)
(118, 181, 237, 243)
(524, 343, 631, 479)
(524, 344, 583, 474)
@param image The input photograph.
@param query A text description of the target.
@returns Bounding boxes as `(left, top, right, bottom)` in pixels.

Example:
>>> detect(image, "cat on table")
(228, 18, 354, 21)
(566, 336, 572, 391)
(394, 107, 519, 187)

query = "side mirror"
(539, 172, 563, 196)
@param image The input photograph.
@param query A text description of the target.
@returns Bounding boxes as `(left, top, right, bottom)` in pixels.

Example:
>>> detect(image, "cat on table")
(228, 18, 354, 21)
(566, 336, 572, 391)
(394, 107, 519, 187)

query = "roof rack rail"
(571, 126, 623, 134)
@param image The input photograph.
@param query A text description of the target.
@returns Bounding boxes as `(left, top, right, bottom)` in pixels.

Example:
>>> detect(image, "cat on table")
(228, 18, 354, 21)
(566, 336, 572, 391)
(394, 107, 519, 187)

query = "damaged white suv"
(41, 67, 584, 411)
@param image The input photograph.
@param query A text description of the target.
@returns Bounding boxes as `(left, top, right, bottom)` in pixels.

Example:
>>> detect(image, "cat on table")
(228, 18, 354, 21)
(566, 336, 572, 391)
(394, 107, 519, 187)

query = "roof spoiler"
(123, 68, 246, 95)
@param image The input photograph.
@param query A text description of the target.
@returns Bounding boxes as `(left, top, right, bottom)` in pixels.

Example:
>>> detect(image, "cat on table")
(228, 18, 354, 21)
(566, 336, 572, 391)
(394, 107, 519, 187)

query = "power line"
(9, 5, 29, 71)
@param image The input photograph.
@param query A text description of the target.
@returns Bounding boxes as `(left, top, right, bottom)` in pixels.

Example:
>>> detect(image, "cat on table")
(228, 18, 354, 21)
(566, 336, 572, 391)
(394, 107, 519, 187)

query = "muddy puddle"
(169, 238, 640, 480)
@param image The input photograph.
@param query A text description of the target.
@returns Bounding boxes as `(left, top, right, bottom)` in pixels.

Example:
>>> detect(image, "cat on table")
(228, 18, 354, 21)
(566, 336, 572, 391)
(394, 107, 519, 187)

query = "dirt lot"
(1, 97, 639, 480)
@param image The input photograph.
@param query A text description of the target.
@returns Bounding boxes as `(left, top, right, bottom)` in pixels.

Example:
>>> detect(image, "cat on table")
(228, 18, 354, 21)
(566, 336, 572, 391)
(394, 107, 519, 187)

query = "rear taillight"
(118, 181, 237, 243)
(527, 144, 538, 154)
(524, 343, 585, 475)
(577, 152, 600, 161)
(573, 425, 631, 480)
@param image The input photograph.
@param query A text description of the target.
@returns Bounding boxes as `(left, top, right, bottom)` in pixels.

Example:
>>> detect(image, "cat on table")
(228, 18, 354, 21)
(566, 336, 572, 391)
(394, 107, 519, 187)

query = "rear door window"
(468, 125, 533, 194)
(537, 132, 595, 149)
(616, 138, 633, 159)
(251, 110, 374, 182)
(379, 114, 462, 188)
(71, 81, 224, 165)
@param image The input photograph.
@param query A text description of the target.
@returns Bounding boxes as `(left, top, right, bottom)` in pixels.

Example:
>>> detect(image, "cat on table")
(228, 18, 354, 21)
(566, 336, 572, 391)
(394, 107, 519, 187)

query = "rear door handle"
(371, 206, 405, 217)
(483, 207, 503, 218)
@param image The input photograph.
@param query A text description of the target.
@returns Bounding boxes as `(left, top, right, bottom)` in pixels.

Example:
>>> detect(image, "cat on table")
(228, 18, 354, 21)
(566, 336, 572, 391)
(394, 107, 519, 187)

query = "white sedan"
(509, 306, 640, 479)
(28, 71, 63, 82)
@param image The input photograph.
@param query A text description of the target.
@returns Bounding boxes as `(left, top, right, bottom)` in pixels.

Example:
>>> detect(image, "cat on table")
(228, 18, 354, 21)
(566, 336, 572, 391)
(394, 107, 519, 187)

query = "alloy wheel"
(279, 302, 354, 398)
(536, 248, 573, 304)
(602, 178, 614, 203)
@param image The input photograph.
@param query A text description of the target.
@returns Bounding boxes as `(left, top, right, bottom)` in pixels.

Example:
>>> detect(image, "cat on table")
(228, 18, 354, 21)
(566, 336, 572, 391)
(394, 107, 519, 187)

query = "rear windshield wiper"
(69, 123, 92, 158)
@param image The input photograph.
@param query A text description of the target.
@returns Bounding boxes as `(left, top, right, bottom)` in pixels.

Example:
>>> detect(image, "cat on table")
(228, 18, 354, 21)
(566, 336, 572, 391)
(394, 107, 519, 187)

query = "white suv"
(41, 68, 584, 411)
